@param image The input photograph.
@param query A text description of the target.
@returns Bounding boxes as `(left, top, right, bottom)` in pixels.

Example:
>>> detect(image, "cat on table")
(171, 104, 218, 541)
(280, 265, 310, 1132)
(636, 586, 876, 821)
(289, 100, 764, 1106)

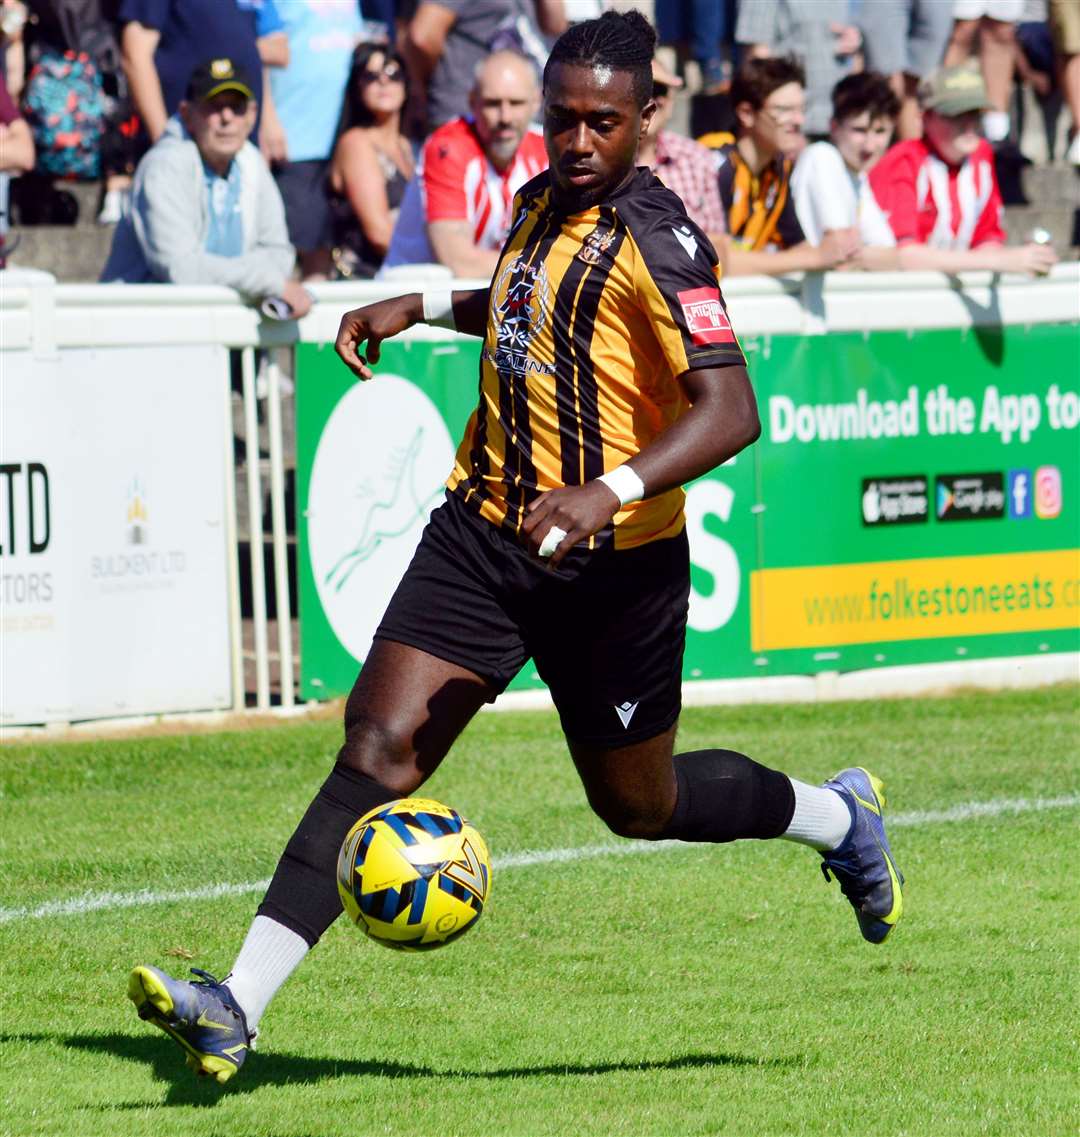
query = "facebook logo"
(1008, 469, 1032, 519)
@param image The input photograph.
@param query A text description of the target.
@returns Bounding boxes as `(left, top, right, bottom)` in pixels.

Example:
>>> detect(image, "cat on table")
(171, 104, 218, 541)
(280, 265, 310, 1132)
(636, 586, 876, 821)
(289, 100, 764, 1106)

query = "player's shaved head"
(469, 51, 540, 170)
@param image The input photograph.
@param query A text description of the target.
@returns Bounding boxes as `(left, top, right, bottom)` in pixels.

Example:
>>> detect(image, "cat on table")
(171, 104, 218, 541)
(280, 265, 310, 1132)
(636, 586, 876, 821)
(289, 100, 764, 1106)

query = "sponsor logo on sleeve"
(935, 473, 1005, 521)
(676, 286, 735, 345)
(861, 476, 928, 526)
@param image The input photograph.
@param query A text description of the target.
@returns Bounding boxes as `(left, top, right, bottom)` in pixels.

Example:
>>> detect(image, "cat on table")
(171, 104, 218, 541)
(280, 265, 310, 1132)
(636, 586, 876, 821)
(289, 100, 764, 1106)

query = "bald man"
(380, 52, 548, 278)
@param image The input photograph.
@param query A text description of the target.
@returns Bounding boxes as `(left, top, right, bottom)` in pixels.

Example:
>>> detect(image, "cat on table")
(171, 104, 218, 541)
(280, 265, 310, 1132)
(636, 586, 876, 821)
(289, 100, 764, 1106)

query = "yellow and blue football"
(337, 797, 491, 951)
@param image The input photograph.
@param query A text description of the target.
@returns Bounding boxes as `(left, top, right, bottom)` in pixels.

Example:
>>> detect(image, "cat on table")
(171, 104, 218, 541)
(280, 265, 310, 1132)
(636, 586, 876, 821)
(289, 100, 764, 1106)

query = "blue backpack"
(21, 0, 115, 179)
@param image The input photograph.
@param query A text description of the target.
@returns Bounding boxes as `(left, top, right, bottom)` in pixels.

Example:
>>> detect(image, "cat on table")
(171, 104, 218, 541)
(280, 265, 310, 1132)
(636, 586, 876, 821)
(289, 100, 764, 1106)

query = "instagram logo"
(1035, 466, 1062, 519)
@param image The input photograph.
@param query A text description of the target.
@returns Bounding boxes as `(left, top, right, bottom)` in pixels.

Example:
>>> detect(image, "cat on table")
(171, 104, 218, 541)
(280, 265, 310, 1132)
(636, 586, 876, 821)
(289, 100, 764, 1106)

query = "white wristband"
(597, 465, 645, 507)
(421, 288, 456, 330)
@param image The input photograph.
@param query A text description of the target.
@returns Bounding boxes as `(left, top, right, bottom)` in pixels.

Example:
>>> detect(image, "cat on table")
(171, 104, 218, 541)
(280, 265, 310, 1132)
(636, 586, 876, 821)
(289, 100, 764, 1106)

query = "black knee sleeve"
(258, 763, 398, 947)
(663, 749, 795, 843)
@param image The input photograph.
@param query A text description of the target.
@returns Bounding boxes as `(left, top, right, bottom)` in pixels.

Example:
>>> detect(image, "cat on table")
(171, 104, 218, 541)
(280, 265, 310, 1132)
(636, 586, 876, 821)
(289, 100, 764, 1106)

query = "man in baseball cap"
(866, 63, 1057, 275)
(917, 63, 992, 119)
(102, 55, 312, 318)
(185, 57, 257, 105)
(179, 58, 259, 179)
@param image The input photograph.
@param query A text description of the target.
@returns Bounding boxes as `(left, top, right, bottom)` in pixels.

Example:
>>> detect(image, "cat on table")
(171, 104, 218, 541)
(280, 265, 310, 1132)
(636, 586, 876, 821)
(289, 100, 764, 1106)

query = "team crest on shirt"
(576, 226, 616, 265)
(485, 257, 555, 375)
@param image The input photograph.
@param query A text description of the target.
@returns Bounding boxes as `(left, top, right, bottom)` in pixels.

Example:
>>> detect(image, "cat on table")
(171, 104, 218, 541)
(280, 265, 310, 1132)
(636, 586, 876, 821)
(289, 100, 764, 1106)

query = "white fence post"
(266, 352, 295, 708)
(241, 346, 270, 710)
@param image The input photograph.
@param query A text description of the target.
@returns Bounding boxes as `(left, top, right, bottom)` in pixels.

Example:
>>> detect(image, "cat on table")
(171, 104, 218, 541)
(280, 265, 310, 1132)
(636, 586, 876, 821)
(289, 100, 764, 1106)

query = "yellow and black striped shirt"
(713, 141, 804, 252)
(447, 167, 745, 550)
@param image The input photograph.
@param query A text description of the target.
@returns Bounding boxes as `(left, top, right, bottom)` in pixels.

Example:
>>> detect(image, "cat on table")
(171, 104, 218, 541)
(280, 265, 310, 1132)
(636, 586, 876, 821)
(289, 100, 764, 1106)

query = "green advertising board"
(297, 323, 1079, 700)
(747, 323, 1079, 674)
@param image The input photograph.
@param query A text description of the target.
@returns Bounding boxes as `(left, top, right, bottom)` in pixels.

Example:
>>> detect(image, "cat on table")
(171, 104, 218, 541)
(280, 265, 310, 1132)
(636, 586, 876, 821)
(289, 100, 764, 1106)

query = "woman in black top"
(328, 42, 414, 279)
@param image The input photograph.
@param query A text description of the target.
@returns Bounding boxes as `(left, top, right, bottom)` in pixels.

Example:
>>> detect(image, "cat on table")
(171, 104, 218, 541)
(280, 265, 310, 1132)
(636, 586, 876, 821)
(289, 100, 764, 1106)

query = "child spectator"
(637, 56, 727, 260)
(869, 64, 1058, 273)
(380, 50, 545, 279)
(328, 43, 413, 280)
(100, 57, 310, 315)
(260, 0, 363, 279)
(792, 72, 900, 270)
(709, 56, 859, 277)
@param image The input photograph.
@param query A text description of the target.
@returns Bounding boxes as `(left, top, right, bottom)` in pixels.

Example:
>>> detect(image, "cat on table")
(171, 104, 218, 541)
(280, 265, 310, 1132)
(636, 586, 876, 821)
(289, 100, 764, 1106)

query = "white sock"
(982, 110, 1010, 143)
(781, 778, 852, 851)
(225, 915, 310, 1034)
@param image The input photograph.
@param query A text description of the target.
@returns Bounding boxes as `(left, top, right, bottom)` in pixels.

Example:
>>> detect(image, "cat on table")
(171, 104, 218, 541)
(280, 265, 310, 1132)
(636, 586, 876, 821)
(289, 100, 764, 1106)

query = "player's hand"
(522, 482, 621, 569)
(335, 294, 424, 380)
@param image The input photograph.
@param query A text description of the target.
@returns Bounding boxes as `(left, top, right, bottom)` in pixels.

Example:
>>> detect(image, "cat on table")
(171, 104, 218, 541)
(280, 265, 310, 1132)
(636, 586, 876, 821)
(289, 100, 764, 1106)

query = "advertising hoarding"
(297, 323, 1079, 699)
(2, 345, 233, 724)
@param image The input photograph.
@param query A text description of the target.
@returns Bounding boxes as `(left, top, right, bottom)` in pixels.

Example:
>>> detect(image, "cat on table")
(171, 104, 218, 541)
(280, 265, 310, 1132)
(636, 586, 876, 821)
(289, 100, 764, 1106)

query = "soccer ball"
(337, 797, 491, 951)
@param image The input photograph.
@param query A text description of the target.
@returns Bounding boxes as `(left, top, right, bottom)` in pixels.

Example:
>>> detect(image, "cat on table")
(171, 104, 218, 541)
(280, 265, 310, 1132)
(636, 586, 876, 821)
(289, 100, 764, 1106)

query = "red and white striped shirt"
(381, 118, 548, 271)
(869, 138, 1005, 250)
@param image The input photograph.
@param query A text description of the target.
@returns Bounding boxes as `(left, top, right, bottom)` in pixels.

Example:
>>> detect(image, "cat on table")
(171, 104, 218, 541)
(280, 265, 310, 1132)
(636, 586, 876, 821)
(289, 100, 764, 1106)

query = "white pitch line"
(2, 793, 1077, 926)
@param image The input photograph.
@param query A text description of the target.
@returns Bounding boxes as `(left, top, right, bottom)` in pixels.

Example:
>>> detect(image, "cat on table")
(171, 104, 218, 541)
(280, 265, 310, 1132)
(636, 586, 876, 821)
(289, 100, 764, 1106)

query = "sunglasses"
(652, 82, 671, 100)
(360, 61, 405, 84)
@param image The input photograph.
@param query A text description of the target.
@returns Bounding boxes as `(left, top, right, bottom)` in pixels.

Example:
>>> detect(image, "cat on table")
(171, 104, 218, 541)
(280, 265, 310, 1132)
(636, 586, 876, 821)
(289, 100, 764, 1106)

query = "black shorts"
(273, 159, 331, 252)
(374, 493, 690, 748)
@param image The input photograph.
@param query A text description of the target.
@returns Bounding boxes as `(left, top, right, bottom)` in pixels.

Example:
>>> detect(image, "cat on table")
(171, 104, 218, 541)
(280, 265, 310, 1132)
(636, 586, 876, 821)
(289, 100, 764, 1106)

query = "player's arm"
(522, 364, 759, 566)
(615, 363, 759, 496)
(334, 288, 489, 379)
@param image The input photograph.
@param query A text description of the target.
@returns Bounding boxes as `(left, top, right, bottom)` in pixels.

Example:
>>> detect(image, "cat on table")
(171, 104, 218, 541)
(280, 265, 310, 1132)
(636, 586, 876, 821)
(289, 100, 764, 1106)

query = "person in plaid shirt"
(636, 57, 727, 269)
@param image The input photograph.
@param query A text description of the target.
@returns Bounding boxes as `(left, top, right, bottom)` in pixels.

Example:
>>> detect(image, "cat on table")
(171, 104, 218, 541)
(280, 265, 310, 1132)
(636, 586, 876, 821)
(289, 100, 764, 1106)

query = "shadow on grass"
(2, 1031, 807, 1108)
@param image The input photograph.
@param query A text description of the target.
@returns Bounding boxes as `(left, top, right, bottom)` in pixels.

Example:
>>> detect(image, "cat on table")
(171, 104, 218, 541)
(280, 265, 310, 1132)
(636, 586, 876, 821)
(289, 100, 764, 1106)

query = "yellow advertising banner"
(751, 549, 1080, 652)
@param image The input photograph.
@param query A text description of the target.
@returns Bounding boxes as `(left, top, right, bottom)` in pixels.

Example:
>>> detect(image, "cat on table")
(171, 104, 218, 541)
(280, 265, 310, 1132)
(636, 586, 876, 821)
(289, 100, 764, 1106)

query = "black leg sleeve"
(257, 764, 398, 946)
(662, 749, 795, 843)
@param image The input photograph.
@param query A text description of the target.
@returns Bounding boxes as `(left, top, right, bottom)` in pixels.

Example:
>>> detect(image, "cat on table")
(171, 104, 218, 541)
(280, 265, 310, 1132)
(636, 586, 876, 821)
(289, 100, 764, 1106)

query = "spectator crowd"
(1, 0, 1075, 292)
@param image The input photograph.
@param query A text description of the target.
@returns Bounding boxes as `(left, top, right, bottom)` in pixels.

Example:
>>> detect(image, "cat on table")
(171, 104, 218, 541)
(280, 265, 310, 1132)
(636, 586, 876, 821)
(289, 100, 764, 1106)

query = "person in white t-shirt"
(791, 72, 901, 271)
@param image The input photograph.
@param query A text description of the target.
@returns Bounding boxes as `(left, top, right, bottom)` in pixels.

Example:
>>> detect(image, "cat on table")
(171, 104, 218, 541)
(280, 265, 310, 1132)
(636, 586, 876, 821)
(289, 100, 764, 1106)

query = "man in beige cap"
(867, 65, 1057, 274)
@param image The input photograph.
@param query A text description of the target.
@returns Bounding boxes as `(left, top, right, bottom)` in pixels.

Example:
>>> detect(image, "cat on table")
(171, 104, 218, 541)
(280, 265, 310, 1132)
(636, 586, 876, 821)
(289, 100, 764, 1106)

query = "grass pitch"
(1, 685, 1078, 1137)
